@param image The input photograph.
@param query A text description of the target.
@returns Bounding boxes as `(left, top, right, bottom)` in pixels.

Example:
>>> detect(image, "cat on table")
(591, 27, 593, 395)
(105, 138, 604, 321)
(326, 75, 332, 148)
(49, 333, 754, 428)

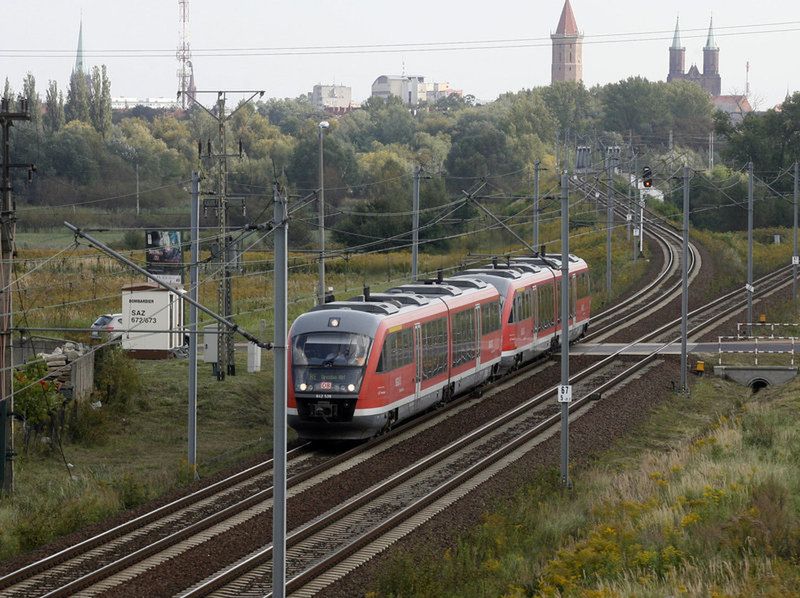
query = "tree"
(332, 148, 413, 250)
(721, 92, 800, 174)
(21, 72, 42, 130)
(602, 77, 668, 141)
(540, 81, 599, 135)
(286, 122, 359, 206)
(2, 77, 12, 101)
(89, 66, 112, 137)
(44, 80, 65, 133)
(65, 70, 91, 124)
(445, 111, 524, 186)
(663, 80, 714, 144)
(364, 96, 416, 146)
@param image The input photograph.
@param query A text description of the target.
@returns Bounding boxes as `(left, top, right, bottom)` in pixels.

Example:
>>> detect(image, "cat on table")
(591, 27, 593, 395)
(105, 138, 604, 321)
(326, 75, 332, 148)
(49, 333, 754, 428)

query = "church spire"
(555, 0, 579, 36)
(705, 16, 717, 49)
(74, 17, 85, 74)
(671, 16, 682, 49)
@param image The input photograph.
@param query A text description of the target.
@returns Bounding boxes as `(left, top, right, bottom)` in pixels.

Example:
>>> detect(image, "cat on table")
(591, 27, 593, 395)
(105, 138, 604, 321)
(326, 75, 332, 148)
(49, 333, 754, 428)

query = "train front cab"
(288, 304, 395, 440)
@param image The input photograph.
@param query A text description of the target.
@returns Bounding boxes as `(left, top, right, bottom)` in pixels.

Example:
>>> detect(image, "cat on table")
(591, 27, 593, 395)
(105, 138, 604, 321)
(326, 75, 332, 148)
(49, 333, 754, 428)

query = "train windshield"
(292, 332, 372, 394)
(292, 332, 371, 367)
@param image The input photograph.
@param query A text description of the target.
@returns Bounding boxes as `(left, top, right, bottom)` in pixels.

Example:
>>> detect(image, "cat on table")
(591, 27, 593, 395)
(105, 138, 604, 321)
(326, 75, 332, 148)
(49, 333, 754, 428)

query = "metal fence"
(718, 335, 796, 365)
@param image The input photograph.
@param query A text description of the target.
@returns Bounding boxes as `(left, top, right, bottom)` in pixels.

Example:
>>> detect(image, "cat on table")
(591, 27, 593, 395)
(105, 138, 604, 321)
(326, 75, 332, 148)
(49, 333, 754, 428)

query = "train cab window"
(292, 332, 371, 367)
(481, 301, 501, 335)
(376, 328, 413, 373)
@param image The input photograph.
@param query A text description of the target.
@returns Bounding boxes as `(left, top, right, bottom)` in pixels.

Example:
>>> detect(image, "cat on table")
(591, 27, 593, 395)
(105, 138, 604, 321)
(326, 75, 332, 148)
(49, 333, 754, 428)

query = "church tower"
(74, 18, 86, 74)
(551, 0, 583, 84)
(702, 17, 721, 96)
(667, 17, 685, 83)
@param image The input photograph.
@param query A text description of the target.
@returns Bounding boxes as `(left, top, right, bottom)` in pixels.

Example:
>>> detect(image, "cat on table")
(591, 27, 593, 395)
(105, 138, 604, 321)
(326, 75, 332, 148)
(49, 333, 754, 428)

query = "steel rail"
(0, 443, 311, 591)
(186, 262, 795, 597)
(0, 216, 701, 596)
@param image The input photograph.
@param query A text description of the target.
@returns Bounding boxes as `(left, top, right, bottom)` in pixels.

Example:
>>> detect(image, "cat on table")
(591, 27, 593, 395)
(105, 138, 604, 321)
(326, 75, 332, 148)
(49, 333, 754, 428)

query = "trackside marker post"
(559, 170, 572, 489)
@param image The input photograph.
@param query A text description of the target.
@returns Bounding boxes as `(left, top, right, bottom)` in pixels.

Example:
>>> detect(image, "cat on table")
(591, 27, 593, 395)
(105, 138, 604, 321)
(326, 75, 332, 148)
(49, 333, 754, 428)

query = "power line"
(3, 21, 799, 58)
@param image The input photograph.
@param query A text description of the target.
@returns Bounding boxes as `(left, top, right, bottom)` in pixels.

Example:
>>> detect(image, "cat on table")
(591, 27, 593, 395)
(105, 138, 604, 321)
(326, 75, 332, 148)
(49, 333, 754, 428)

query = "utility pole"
(681, 165, 690, 393)
(558, 170, 572, 489)
(533, 160, 540, 251)
(188, 171, 199, 478)
(216, 93, 232, 378)
(317, 120, 329, 304)
(182, 89, 264, 379)
(272, 180, 288, 598)
(555, 131, 560, 170)
(412, 165, 420, 280)
(606, 158, 613, 296)
(747, 161, 754, 334)
(135, 163, 140, 216)
(633, 154, 639, 262)
(626, 162, 631, 241)
(1, 97, 32, 494)
(794, 161, 798, 312)
(708, 131, 715, 170)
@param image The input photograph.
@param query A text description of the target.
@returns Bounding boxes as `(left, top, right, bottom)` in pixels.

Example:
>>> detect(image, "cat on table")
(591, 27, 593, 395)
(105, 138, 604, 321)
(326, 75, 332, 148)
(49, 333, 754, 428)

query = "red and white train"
(288, 254, 591, 440)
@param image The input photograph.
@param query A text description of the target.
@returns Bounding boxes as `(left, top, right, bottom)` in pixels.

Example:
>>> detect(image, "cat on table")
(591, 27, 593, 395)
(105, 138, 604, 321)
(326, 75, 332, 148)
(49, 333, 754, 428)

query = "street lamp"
(318, 121, 330, 305)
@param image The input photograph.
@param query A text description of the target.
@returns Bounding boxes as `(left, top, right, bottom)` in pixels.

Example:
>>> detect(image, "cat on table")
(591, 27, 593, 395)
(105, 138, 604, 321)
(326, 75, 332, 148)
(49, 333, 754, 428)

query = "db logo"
(319, 381, 332, 390)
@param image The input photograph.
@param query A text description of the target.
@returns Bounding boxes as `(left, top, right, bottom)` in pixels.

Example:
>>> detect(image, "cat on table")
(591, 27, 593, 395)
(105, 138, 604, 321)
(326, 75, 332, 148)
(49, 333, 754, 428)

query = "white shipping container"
(121, 284, 184, 352)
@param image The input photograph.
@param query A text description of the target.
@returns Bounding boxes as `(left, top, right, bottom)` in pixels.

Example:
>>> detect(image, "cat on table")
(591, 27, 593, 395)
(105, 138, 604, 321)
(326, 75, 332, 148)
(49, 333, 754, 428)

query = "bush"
(121, 229, 143, 250)
(67, 399, 110, 446)
(93, 346, 141, 408)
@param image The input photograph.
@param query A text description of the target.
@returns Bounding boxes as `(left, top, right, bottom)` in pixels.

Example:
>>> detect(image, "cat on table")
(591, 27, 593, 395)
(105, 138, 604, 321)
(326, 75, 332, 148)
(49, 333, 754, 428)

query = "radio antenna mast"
(177, 0, 191, 108)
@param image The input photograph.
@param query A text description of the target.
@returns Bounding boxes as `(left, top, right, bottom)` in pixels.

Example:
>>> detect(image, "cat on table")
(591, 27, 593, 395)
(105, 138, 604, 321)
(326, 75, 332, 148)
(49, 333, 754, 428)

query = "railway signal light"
(642, 166, 653, 188)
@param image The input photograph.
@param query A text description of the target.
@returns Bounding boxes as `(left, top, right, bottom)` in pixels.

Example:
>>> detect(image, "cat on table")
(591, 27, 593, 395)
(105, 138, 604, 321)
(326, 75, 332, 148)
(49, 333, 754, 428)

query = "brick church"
(667, 17, 721, 96)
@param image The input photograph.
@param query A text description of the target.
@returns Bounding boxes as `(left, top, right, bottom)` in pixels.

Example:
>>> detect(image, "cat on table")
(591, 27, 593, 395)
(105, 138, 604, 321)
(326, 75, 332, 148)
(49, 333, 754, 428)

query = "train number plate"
(319, 381, 332, 390)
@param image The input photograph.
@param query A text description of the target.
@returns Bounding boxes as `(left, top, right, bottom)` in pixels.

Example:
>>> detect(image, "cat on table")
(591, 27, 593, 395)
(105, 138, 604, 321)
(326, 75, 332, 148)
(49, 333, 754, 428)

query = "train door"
(414, 323, 422, 400)
(531, 286, 539, 343)
(474, 305, 481, 369)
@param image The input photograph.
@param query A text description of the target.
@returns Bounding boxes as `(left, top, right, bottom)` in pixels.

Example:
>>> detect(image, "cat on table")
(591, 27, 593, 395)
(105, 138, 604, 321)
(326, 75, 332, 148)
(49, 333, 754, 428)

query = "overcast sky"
(2, 1, 798, 110)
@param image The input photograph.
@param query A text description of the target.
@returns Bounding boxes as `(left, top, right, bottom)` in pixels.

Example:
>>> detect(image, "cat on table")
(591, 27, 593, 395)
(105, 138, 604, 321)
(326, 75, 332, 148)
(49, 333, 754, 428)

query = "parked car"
(90, 313, 124, 342)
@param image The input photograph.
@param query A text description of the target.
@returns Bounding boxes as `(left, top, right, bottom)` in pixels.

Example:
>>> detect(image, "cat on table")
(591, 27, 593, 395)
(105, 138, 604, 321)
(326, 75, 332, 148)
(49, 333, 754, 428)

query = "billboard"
(146, 230, 183, 286)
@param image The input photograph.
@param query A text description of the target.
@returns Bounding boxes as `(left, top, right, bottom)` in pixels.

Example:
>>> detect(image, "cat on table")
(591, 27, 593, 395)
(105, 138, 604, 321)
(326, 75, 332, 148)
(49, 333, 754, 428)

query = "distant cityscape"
(91, 0, 755, 123)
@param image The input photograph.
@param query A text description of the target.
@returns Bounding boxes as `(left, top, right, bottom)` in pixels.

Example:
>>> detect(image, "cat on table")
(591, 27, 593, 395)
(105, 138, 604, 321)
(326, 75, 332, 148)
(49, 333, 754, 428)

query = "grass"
(0, 218, 778, 563)
(0, 220, 650, 563)
(0, 349, 281, 562)
(367, 370, 800, 597)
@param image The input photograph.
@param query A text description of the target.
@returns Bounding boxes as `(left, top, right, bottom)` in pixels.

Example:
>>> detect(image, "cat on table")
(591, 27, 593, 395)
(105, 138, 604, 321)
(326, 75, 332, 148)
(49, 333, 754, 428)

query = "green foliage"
(721, 92, 800, 174)
(44, 80, 65, 133)
(65, 69, 90, 124)
(13, 360, 61, 429)
(93, 346, 141, 408)
(370, 364, 800, 597)
(67, 399, 110, 446)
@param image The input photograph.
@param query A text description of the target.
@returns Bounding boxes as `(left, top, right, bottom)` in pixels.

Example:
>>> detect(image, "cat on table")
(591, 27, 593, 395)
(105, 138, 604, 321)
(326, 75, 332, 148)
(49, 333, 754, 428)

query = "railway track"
(0, 216, 712, 597)
(204, 264, 797, 598)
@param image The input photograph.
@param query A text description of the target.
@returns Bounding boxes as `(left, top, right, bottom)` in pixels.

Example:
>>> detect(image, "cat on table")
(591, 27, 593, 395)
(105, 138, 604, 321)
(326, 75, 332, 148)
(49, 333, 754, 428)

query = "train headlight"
(347, 383, 356, 392)
(299, 383, 307, 391)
